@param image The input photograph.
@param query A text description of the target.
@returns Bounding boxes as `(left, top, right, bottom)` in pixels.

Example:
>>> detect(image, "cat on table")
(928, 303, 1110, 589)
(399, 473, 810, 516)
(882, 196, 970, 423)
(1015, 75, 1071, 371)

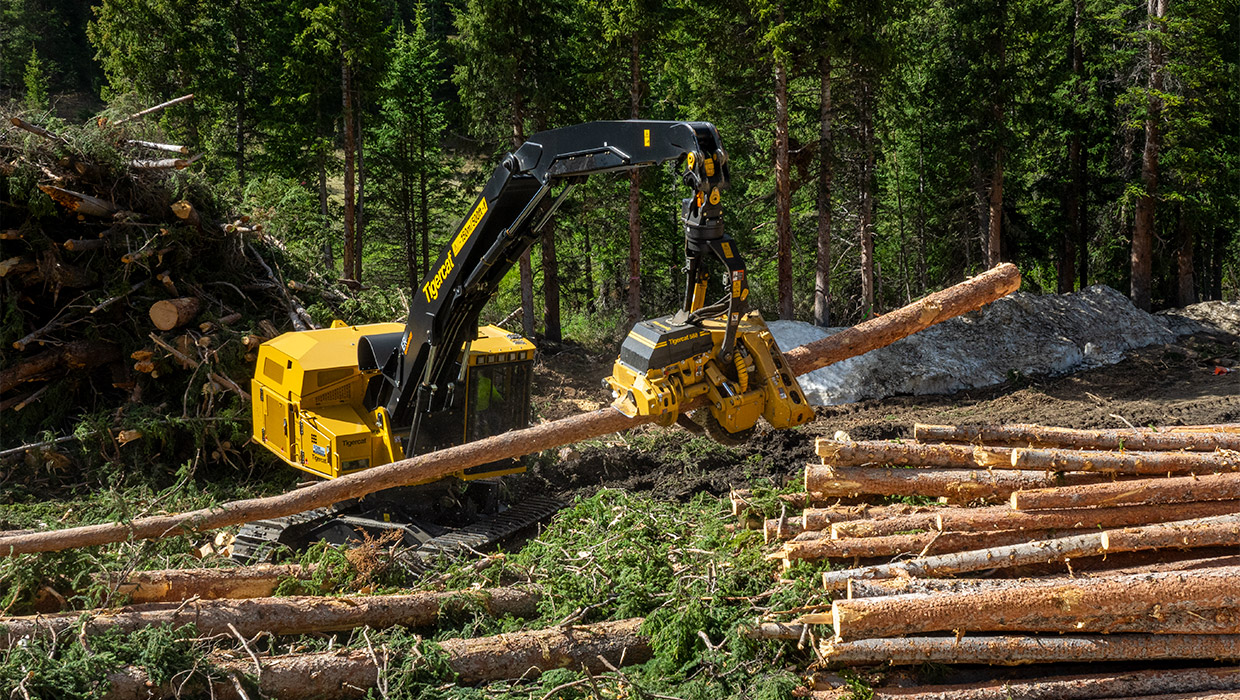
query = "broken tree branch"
(108, 94, 194, 126)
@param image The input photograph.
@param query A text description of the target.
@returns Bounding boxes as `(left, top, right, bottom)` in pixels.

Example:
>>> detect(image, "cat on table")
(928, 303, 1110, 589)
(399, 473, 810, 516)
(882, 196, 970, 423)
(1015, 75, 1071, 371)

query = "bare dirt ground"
(523, 329, 1239, 503)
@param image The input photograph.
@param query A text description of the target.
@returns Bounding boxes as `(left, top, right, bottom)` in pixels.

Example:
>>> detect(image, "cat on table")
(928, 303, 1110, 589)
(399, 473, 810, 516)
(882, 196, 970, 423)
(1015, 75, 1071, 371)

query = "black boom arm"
(359, 120, 748, 454)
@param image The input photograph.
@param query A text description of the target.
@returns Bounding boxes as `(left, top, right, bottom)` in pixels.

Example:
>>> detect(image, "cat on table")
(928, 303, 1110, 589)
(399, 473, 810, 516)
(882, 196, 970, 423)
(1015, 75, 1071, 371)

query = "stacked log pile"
(0, 102, 354, 472)
(742, 422, 1240, 694)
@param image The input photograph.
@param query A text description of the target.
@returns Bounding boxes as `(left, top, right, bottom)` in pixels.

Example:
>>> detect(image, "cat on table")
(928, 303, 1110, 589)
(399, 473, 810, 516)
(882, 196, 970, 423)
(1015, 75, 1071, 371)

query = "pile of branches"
(737, 421, 1240, 697)
(0, 98, 351, 484)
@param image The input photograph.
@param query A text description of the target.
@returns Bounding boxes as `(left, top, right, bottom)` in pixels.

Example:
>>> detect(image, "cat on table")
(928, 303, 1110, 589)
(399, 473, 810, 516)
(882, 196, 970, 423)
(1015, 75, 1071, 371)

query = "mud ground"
(523, 330, 1239, 503)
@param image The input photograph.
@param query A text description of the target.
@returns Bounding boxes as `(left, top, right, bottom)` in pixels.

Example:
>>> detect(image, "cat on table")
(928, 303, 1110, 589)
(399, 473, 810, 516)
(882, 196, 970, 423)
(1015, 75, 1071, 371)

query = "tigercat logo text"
(668, 332, 705, 346)
(341, 437, 368, 448)
(423, 253, 455, 302)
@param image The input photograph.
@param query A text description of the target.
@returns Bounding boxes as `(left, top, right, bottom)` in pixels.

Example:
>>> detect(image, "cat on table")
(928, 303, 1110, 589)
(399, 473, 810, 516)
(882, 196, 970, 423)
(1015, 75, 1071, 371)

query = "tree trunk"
(805, 465, 1118, 502)
(937, 499, 1240, 532)
(148, 297, 201, 331)
(510, 101, 535, 339)
(541, 215, 561, 341)
(104, 618, 651, 698)
(782, 529, 1059, 564)
(1008, 446, 1239, 475)
(763, 503, 938, 542)
(829, 513, 941, 539)
(341, 56, 356, 281)
(816, 440, 1011, 468)
(913, 422, 1240, 451)
(3, 588, 540, 647)
(863, 666, 1240, 700)
(819, 513, 1240, 592)
(354, 94, 366, 281)
(987, 1, 1006, 268)
(0, 266, 1021, 557)
(108, 563, 313, 605)
(829, 568, 1240, 641)
(1131, 0, 1169, 311)
(1013, 470, 1240, 510)
(915, 122, 928, 294)
(1176, 204, 1196, 306)
(775, 55, 794, 320)
(626, 33, 642, 329)
(859, 76, 876, 317)
(814, 56, 833, 327)
(821, 633, 1240, 666)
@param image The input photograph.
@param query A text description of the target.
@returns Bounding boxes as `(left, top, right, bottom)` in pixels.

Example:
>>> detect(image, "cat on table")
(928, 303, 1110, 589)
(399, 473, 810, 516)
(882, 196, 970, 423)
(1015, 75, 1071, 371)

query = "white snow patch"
(769, 285, 1180, 406)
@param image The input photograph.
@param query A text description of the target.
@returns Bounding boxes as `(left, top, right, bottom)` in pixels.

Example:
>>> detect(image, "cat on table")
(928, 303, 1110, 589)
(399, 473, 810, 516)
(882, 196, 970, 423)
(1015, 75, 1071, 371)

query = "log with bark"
(935, 499, 1240, 532)
(0, 264, 1021, 557)
(1012, 471, 1240, 510)
(781, 529, 1066, 564)
(1008, 446, 1240, 475)
(37, 185, 118, 217)
(106, 93, 194, 126)
(107, 563, 313, 604)
(819, 513, 1240, 592)
(820, 634, 1240, 665)
(1, 587, 539, 647)
(148, 296, 201, 330)
(867, 666, 1240, 700)
(764, 504, 939, 542)
(805, 465, 1119, 502)
(103, 617, 650, 698)
(844, 563, 1240, 598)
(829, 512, 941, 539)
(0, 340, 120, 394)
(820, 568, 1240, 640)
(914, 422, 1240, 452)
(815, 440, 1011, 469)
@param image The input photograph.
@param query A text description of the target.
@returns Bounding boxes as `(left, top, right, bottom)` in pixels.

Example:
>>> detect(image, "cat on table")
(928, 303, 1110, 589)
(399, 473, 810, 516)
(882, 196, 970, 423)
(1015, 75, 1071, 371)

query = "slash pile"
(737, 422, 1240, 694)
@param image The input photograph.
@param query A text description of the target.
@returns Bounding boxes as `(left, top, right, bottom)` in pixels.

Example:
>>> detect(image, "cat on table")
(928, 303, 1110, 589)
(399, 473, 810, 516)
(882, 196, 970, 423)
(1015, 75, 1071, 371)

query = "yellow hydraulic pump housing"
(251, 321, 534, 481)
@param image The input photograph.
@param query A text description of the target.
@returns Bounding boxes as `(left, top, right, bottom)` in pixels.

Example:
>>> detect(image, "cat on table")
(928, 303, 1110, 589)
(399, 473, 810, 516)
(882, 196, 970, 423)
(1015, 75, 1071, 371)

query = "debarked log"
(913, 422, 1240, 452)
(819, 513, 1240, 592)
(844, 564, 1240, 598)
(867, 666, 1240, 700)
(1, 587, 539, 647)
(819, 634, 1240, 666)
(935, 499, 1240, 532)
(815, 440, 1011, 469)
(0, 264, 1022, 557)
(1012, 471, 1240, 510)
(805, 465, 1119, 502)
(781, 529, 1066, 564)
(823, 568, 1240, 640)
(103, 617, 650, 699)
(1009, 447, 1240, 475)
